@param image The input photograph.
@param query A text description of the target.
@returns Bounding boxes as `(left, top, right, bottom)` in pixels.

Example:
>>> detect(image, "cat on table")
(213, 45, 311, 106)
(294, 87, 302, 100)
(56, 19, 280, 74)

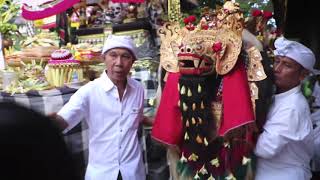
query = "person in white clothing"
(50, 35, 148, 180)
(254, 37, 319, 180)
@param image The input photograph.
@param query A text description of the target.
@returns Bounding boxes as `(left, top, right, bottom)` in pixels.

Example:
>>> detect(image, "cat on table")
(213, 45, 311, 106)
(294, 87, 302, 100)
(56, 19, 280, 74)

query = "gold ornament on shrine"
(168, 0, 181, 22)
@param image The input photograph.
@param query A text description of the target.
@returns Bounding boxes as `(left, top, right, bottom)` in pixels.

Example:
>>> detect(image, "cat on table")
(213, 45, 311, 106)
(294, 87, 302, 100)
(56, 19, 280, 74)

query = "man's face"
(273, 56, 307, 93)
(104, 48, 134, 83)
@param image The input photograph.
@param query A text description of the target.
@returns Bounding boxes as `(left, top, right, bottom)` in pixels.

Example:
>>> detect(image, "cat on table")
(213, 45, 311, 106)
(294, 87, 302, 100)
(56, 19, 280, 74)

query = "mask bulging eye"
(196, 45, 202, 51)
(180, 45, 186, 53)
(186, 45, 192, 53)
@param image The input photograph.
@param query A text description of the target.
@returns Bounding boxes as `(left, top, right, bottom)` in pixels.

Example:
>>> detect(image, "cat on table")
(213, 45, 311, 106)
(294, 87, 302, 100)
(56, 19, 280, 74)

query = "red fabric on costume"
(151, 72, 183, 146)
(219, 60, 254, 136)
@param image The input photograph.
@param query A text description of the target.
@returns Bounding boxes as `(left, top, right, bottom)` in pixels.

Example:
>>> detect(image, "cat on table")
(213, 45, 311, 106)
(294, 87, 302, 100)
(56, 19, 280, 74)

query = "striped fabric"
(0, 87, 87, 155)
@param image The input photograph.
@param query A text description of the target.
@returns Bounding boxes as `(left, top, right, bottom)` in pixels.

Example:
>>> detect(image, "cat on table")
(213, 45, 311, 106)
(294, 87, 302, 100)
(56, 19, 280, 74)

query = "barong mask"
(159, 1, 244, 76)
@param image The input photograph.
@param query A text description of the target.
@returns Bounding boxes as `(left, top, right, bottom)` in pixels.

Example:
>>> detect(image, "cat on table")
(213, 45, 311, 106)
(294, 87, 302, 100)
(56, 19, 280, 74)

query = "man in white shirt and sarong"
(254, 37, 318, 180)
(50, 35, 147, 180)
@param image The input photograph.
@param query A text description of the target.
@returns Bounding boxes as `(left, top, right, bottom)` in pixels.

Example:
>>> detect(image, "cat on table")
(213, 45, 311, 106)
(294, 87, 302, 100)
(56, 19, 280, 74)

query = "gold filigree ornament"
(225, 173, 236, 180)
(246, 46, 267, 81)
(250, 82, 258, 117)
(242, 156, 251, 165)
(194, 171, 200, 180)
(244, 35, 267, 116)
(158, 22, 182, 73)
(168, 0, 181, 22)
(249, 82, 259, 101)
(211, 101, 223, 131)
(180, 152, 188, 163)
(215, 1, 244, 75)
(199, 165, 208, 175)
(210, 158, 220, 167)
(196, 135, 203, 144)
(188, 153, 199, 161)
(208, 174, 215, 180)
(215, 29, 242, 75)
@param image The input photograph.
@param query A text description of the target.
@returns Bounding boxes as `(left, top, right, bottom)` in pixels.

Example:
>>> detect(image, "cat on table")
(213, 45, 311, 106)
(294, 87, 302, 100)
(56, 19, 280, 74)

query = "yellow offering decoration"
(46, 49, 83, 87)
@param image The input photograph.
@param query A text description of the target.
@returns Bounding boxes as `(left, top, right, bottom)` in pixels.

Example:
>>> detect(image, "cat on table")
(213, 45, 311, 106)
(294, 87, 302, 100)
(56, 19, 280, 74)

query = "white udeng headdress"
(102, 35, 138, 60)
(274, 37, 320, 74)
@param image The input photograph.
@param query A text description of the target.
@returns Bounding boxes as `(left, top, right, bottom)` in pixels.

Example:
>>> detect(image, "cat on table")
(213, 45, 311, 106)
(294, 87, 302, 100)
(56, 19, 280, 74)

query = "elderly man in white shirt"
(254, 37, 318, 180)
(50, 35, 146, 180)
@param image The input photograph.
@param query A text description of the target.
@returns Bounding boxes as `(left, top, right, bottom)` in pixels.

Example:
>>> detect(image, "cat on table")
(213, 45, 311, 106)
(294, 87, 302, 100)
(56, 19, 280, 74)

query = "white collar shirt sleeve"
(58, 83, 88, 132)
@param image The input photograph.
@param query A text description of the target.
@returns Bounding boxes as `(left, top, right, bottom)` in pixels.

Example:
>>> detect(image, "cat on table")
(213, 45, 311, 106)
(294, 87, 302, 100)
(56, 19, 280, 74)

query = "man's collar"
(100, 70, 134, 92)
(274, 85, 301, 100)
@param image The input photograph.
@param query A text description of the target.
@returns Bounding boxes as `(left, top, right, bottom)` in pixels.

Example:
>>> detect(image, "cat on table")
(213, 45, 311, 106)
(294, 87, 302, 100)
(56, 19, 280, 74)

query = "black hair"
(0, 102, 78, 180)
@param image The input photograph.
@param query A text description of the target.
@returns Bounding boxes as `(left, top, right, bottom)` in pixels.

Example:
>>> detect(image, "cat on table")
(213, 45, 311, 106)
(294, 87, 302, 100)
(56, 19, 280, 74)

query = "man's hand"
(48, 113, 69, 132)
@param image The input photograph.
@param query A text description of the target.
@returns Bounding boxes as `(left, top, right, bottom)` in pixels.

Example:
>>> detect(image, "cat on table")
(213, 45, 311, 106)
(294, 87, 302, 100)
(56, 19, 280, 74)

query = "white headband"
(274, 37, 319, 75)
(102, 35, 138, 60)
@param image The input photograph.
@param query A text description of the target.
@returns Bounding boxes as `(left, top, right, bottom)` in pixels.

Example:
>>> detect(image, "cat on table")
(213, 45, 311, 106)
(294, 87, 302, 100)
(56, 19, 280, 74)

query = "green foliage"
(0, 0, 20, 38)
(302, 76, 319, 111)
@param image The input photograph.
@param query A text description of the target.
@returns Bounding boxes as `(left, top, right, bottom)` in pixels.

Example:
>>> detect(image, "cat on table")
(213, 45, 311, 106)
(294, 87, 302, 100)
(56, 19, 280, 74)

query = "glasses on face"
(107, 51, 133, 61)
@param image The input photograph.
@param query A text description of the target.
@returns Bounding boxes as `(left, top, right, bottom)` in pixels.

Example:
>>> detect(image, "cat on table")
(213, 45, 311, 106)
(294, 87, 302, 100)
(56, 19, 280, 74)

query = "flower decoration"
(251, 9, 262, 17)
(183, 15, 197, 31)
(212, 42, 223, 53)
(201, 25, 209, 30)
(188, 15, 196, 23)
(186, 25, 195, 31)
(263, 11, 273, 20)
(201, 24, 209, 30)
(199, 17, 209, 30)
(183, 17, 190, 24)
(252, 9, 273, 20)
(183, 15, 196, 24)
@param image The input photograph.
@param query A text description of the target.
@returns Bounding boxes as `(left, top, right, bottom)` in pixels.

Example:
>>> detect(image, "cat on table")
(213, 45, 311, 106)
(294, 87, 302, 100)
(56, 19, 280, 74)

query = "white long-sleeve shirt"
(58, 71, 146, 180)
(254, 85, 314, 180)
